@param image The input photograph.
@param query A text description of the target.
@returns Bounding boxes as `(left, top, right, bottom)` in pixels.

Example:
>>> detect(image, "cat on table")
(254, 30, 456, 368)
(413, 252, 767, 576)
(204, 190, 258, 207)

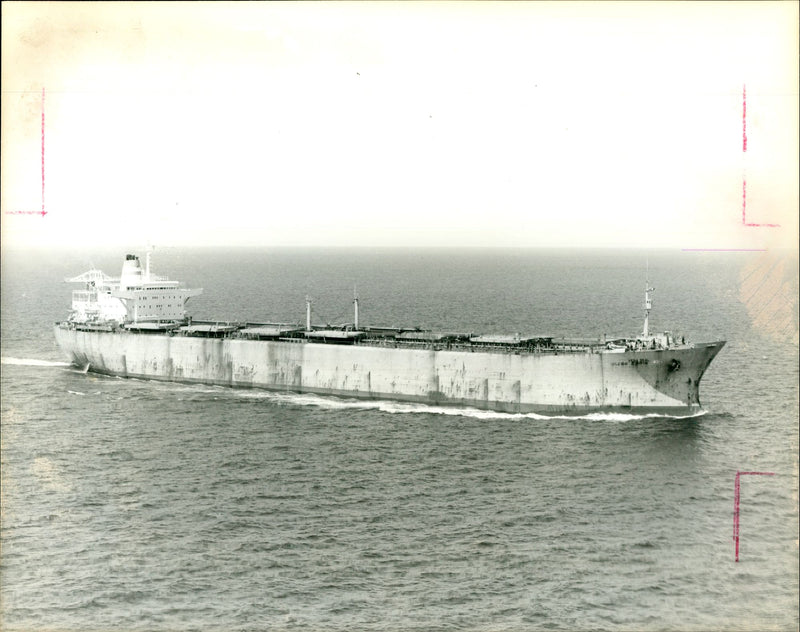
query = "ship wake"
(94, 377, 711, 421)
(1, 357, 72, 368)
(221, 388, 709, 422)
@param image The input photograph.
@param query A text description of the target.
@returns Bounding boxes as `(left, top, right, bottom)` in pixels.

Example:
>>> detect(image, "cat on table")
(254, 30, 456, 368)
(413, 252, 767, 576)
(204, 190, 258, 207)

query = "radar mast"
(643, 266, 654, 337)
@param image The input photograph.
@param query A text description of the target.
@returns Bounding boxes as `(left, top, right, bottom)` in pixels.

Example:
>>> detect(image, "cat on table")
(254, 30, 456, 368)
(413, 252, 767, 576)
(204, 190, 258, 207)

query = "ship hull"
(54, 326, 724, 415)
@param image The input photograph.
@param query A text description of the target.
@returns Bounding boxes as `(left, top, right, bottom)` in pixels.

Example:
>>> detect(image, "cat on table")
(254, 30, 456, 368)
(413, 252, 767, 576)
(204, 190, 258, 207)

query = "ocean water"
(1, 247, 797, 631)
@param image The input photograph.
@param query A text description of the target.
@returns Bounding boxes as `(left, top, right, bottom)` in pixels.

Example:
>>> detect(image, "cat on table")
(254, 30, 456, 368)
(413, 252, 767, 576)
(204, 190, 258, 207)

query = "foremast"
(642, 279, 654, 337)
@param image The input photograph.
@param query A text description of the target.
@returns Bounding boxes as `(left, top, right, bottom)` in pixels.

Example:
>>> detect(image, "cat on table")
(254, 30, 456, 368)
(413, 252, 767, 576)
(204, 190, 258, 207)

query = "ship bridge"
(64, 252, 202, 325)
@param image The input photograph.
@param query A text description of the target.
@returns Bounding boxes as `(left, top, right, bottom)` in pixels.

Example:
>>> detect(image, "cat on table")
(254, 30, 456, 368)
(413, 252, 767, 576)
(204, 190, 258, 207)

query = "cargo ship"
(54, 252, 725, 415)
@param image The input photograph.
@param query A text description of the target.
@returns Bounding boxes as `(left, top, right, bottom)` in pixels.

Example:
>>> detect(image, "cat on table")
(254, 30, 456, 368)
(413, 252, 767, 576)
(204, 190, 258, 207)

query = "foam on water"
(193, 385, 710, 421)
(1, 357, 71, 367)
(66, 368, 713, 422)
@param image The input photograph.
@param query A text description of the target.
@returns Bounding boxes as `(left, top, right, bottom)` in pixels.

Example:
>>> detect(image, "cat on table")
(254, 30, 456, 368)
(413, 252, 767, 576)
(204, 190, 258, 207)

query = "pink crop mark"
(742, 84, 779, 228)
(682, 84, 779, 251)
(5, 88, 48, 217)
(742, 85, 747, 153)
(733, 470, 775, 562)
(41, 87, 46, 217)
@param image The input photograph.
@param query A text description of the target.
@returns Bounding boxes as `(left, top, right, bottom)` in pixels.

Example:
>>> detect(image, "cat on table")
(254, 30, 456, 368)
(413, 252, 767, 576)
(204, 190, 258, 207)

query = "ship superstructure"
(65, 250, 202, 329)
(55, 252, 726, 415)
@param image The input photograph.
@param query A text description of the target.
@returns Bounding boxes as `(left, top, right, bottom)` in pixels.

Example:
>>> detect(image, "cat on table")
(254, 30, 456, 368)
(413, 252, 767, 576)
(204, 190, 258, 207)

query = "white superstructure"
(65, 253, 202, 325)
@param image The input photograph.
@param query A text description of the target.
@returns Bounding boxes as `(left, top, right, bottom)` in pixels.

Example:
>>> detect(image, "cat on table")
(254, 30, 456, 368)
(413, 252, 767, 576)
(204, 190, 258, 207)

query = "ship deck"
(56, 319, 687, 356)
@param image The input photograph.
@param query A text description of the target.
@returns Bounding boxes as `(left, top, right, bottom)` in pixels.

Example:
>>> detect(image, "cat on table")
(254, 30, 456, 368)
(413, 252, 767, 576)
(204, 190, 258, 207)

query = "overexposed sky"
(2, 1, 797, 250)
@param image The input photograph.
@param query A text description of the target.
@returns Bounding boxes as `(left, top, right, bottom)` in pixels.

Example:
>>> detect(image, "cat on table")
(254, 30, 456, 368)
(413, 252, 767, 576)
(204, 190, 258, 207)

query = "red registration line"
(733, 470, 775, 562)
(41, 87, 46, 217)
(742, 85, 779, 228)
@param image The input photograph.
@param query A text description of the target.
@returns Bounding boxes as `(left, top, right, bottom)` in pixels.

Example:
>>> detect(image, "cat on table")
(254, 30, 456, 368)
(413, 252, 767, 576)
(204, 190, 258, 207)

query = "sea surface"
(1, 247, 798, 631)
